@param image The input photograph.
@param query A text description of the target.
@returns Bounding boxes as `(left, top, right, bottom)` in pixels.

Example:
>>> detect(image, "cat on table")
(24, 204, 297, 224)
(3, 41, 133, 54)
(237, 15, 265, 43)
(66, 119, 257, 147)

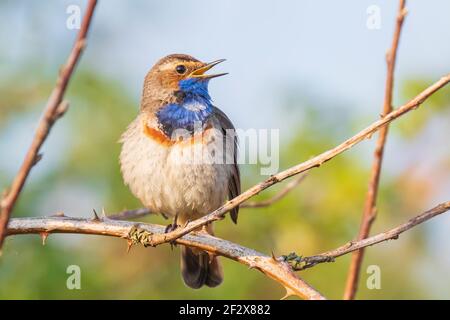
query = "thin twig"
(134, 73, 450, 247)
(0, 0, 98, 249)
(6, 216, 325, 300)
(344, 0, 407, 300)
(295, 201, 450, 270)
(242, 173, 308, 208)
(109, 208, 152, 220)
(108, 173, 308, 220)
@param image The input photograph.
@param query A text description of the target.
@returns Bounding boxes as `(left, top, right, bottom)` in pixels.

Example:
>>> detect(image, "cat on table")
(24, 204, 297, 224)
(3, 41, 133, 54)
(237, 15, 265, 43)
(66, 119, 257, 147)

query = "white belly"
(119, 116, 232, 223)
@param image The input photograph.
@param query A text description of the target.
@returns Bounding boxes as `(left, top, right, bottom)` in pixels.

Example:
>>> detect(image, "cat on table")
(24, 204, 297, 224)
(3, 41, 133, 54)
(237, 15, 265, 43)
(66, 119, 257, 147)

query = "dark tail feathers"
(180, 246, 223, 289)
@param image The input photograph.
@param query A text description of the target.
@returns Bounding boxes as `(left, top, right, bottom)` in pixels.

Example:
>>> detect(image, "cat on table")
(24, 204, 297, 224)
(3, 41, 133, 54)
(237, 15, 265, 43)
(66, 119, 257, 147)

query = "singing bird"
(119, 54, 240, 289)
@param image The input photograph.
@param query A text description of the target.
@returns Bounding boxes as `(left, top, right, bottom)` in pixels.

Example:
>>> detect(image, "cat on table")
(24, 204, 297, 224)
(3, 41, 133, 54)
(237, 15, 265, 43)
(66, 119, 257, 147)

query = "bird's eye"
(176, 65, 187, 74)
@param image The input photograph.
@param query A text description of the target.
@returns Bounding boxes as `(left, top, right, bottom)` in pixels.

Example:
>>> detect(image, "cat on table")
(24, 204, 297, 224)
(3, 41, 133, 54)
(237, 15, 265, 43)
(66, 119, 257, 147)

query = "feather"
(212, 106, 241, 224)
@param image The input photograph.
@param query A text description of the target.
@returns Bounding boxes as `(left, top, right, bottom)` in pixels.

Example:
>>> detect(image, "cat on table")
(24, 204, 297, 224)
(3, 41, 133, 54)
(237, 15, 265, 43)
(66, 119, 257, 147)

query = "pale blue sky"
(2, 0, 449, 189)
(2, 1, 450, 184)
(0, 0, 450, 182)
(2, 0, 450, 129)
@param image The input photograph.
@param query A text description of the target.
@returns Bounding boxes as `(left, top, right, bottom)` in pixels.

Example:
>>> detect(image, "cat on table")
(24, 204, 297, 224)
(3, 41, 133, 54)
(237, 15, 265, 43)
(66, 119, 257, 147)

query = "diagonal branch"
(293, 201, 450, 270)
(344, 0, 407, 300)
(108, 173, 308, 220)
(137, 73, 450, 247)
(6, 216, 325, 300)
(0, 0, 98, 249)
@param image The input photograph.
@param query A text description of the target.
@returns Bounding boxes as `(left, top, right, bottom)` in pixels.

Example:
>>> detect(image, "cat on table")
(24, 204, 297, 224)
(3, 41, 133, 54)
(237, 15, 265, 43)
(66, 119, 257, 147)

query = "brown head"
(141, 54, 226, 111)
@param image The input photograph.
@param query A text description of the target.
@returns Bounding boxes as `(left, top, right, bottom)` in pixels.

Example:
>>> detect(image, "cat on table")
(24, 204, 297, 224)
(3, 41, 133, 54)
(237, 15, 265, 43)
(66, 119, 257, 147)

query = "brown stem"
(344, 0, 407, 300)
(0, 0, 98, 249)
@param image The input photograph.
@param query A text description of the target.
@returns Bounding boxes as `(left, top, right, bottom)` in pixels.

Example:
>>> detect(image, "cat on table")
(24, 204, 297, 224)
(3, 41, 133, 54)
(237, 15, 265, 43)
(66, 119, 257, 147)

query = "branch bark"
(138, 73, 450, 247)
(344, 0, 407, 300)
(6, 216, 325, 300)
(0, 0, 98, 249)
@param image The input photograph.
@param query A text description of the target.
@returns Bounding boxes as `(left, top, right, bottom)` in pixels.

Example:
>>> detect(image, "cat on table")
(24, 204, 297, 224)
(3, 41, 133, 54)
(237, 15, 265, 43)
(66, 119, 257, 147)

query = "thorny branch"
(344, 0, 407, 300)
(0, 0, 98, 249)
(6, 201, 450, 298)
(6, 215, 325, 300)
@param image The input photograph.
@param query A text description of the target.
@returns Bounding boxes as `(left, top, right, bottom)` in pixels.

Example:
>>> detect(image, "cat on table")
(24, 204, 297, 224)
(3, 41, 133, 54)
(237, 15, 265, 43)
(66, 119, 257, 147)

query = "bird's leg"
(172, 213, 179, 230)
(164, 213, 179, 233)
(164, 213, 179, 250)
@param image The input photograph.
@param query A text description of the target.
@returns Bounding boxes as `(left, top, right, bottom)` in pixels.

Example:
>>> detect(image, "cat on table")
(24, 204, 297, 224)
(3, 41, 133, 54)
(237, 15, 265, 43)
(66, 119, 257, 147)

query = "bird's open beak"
(188, 59, 228, 79)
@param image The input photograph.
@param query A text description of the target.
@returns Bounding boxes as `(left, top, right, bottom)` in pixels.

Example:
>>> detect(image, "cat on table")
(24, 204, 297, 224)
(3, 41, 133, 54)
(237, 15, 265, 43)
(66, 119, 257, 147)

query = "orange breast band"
(143, 123, 212, 147)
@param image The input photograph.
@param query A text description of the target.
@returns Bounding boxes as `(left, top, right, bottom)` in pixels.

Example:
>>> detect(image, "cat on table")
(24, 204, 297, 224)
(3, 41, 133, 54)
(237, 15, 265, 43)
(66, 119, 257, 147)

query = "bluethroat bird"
(120, 54, 240, 289)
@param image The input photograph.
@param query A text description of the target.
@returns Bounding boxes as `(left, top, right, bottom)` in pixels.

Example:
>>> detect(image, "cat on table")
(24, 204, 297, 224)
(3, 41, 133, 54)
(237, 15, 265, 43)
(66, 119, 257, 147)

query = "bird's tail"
(180, 224, 223, 289)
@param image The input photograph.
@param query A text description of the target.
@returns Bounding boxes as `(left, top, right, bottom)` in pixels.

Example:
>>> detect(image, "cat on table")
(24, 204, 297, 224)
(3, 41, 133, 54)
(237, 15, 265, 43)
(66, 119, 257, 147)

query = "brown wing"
(212, 106, 240, 224)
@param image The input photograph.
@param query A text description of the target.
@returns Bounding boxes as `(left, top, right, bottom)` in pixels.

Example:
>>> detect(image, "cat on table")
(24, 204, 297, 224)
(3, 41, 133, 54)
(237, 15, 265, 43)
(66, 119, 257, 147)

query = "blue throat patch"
(156, 78, 213, 136)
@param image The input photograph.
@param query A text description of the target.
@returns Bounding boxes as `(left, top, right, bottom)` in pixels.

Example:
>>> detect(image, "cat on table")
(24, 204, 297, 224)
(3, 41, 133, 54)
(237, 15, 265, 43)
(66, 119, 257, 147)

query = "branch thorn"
(40, 232, 49, 245)
(33, 153, 43, 166)
(280, 288, 295, 300)
(271, 250, 278, 262)
(92, 209, 100, 221)
(101, 207, 108, 219)
(126, 239, 133, 253)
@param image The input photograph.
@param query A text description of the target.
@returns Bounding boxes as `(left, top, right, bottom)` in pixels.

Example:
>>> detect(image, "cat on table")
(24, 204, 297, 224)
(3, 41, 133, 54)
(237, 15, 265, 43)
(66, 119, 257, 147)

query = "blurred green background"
(1, 1, 450, 299)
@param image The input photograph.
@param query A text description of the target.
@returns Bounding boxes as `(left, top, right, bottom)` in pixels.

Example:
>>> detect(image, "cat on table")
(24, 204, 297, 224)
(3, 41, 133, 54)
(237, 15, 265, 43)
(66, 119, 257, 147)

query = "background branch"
(242, 173, 308, 208)
(6, 216, 325, 300)
(108, 173, 308, 220)
(344, 0, 407, 300)
(0, 0, 98, 249)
